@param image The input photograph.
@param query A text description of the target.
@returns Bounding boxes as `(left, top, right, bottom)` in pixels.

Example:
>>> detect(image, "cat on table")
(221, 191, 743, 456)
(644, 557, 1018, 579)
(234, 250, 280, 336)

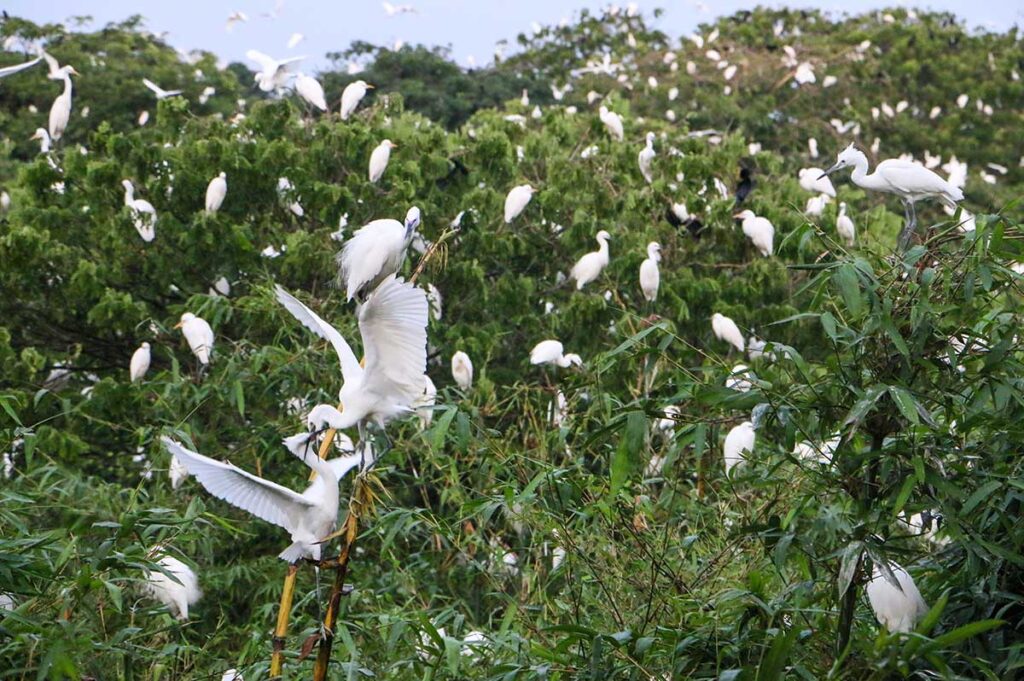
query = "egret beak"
(390, 143, 398, 148)
(819, 163, 840, 179)
(732, 212, 744, 219)
(365, 84, 375, 89)
(173, 321, 184, 329)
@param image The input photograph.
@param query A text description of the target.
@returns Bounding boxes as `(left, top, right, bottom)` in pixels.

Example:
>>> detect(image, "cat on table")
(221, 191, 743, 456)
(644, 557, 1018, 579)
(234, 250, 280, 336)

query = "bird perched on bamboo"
(734, 209, 774, 257)
(369, 139, 397, 183)
(175, 312, 214, 366)
(836, 202, 856, 246)
(451, 351, 473, 390)
(712, 313, 745, 352)
(142, 550, 201, 620)
(723, 421, 755, 474)
(205, 172, 227, 213)
(130, 342, 151, 382)
(599, 106, 624, 141)
(639, 242, 661, 302)
(48, 65, 78, 141)
(570, 230, 611, 290)
(638, 132, 656, 183)
(337, 206, 421, 301)
(504, 184, 535, 223)
(122, 179, 157, 242)
(341, 80, 373, 119)
(866, 561, 929, 633)
(529, 340, 583, 368)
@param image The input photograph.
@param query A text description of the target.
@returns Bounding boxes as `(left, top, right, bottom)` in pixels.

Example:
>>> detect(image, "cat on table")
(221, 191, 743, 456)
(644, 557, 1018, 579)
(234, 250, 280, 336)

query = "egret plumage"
(31, 128, 51, 154)
(529, 340, 583, 368)
(570, 230, 611, 290)
(725, 364, 753, 392)
(451, 351, 473, 390)
(0, 56, 41, 79)
(723, 421, 755, 474)
(246, 50, 304, 92)
(175, 312, 215, 365)
(341, 80, 373, 119)
(798, 167, 836, 197)
(598, 106, 624, 141)
(294, 72, 327, 110)
(866, 562, 929, 634)
(337, 206, 420, 301)
(639, 242, 661, 302)
(735, 209, 774, 257)
(122, 179, 157, 242)
(638, 132, 655, 183)
(169, 453, 189, 489)
(414, 374, 437, 430)
(48, 65, 78, 141)
(205, 172, 227, 213)
(130, 342, 151, 382)
(142, 552, 201, 620)
(504, 184, 535, 223)
(369, 139, 397, 183)
(142, 78, 182, 100)
(712, 313, 745, 352)
(821, 143, 964, 250)
(836, 202, 856, 246)
(162, 436, 361, 563)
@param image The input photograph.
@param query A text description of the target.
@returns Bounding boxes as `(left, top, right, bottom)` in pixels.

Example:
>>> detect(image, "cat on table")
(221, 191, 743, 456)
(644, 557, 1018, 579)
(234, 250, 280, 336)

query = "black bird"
(734, 167, 754, 208)
(664, 205, 705, 239)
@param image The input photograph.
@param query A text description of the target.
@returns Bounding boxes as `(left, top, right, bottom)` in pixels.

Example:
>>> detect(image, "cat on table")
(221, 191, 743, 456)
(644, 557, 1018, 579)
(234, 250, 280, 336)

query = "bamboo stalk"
(312, 507, 359, 680)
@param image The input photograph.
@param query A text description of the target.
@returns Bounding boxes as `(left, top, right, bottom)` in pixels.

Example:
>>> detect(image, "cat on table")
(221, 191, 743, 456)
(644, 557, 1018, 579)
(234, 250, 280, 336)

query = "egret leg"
(897, 201, 918, 252)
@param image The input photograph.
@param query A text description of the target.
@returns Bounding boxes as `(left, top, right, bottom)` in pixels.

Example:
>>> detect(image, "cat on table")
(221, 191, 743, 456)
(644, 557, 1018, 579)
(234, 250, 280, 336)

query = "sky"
(7, 0, 1023, 72)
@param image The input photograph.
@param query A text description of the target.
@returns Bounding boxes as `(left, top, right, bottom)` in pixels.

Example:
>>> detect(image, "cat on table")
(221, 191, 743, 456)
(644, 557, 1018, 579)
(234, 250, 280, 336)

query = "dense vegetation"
(1, 6, 1023, 679)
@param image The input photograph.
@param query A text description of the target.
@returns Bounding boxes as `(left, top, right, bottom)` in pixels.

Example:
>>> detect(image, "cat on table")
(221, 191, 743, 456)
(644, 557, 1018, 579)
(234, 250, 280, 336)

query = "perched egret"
(142, 78, 182, 100)
(414, 374, 437, 430)
(162, 436, 362, 562)
(369, 139, 397, 183)
(275, 276, 428, 444)
(735, 209, 774, 257)
(723, 421, 755, 474)
(222, 671, 243, 681)
(294, 72, 327, 110)
(337, 206, 420, 301)
(175, 312, 215, 366)
(205, 172, 227, 213)
(142, 552, 201, 620)
(792, 435, 840, 465)
(638, 132, 656, 183)
(836, 202, 856, 246)
(821, 143, 964, 250)
(725, 364, 753, 392)
(798, 168, 836, 197)
(504, 184, 536, 223)
(451, 351, 473, 390)
(130, 342, 151, 382)
(530, 340, 583, 368)
(570, 230, 611, 290)
(341, 80, 373, 119)
(599, 106, 624, 141)
(805, 193, 831, 217)
(712, 313, 745, 352)
(122, 179, 157, 242)
(31, 128, 52, 154)
(639, 242, 661, 302)
(866, 562, 929, 634)
(0, 56, 41, 80)
(48, 65, 78, 141)
(246, 50, 304, 92)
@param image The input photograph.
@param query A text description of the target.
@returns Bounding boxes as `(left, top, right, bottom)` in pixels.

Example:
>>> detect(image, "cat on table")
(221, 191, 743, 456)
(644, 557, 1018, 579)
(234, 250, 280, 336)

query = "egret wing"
(876, 159, 951, 195)
(276, 56, 306, 74)
(358, 275, 428, 405)
(161, 437, 314, 532)
(245, 50, 278, 72)
(40, 51, 59, 76)
(275, 285, 362, 383)
(326, 453, 363, 480)
(142, 78, 163, 95)
(0, 57, 40, 79)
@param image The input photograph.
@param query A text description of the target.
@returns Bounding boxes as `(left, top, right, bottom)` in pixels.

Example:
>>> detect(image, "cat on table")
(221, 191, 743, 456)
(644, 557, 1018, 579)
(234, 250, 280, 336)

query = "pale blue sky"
(8, 0, 1023, 72)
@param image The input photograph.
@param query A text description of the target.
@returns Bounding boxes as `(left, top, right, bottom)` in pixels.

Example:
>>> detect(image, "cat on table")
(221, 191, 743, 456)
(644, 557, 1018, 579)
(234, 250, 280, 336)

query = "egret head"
(733, 209, 755, 220)
(218, 171, 226, 179)
(382, 139, 397, 149)
(121, 179, 134, 191)
(599, 105, 609, 115)
(141, 342, 150, 350)
(596, 229, 611, 242)
(175, 312, 195, 329)
(30, 128, 48, 141)
(647, 241, 661, 259)
(562, 353, 584, 368)
(404, 206, 421, 234)
(821, 143, 862, 178)
(354, 80, 373, 90)
(645, 131, 656, 145)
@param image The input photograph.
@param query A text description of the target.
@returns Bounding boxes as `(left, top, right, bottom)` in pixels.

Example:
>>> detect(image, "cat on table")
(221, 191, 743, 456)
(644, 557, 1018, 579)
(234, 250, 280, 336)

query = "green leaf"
(892, 477, 916, 517)
(842, 385, 887, 427)
(920, 619, 1004, 652)
(430, 407, 458, 451)
(888, 387, 919, 425)
(102, 580, 123, 613)
(962, 480, 1002, 515)
(832, 264, 863, 318)
(610, 411, 646, 496)
(233, 380, 245, 418)
(837, 541, 863, 599)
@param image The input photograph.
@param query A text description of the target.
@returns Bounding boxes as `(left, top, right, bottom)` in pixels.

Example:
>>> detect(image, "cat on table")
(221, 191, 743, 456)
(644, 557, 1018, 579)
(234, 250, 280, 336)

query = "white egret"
(570, 230, 611, 290)
(425, 283, 442, 321)
(39, 51, 72, 80)
(142, 552, 201, 620)
(31, 128, 52, 154)
(225, 11, 248, 31)
(122, 179, 157, 242)
(798, 168, 836, 197)
(530, 340, 582, 368)
(792, 435, 839, 465)
(598, 106, 624, 141)
(340, 80, 373, 119)
(275, 276, 428, 444)
(821, 143, 964, 250)
(142, 78, 182, 100)
(162, 436, 362, 563)
(383, 2, 417, 15)
(0, 56, 40, 79)
(369, 139, 397, 183)
(337, 206, 420, 301)
(288, 32, 305, 49)
(246, 50, 304, 92)
(48, 65, 78, 141)
(725, 364, 753, 392)
(175, 312, 214, 366)
(639, 242, 661, 302)
(169, 453, 189, 489)
(294, 72, 327, 110)
(130, 342, 151, 382)
(723, 421, 755, 474)
(414, 374, 437, 430)
(711, 313, 745, 352)
(905, 510, 949, 547)
(205, 172, 227, 213)
(503, 184, 535, 224)
(866, 562, 929, 634)
(277, 177, 304, 217)
(451, 351, 473, 390)
(222, 670, 243, 681)
(548, 390, 568, 427)
(836, 202, 855, 246)
(638, 132, 655, 183)
(734, 209, 774, 257)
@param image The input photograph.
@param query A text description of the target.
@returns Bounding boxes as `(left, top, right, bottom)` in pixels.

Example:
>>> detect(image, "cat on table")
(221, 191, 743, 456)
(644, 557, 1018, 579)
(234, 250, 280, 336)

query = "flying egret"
(337, 206, 420, 301)
(130, 342, 151, 382)
(866, 561, 929, 634)
(225, 11, 248, 31)
(162, 436, 362, 563)
(529, 340, 583, 368)
(39, 51, 72, 80)
(175, 312, 214, 366)
(821, 143, 964, 250)
(31, 128, 52, 154)
(383, 2, 417, 16)
(205, 172, 227, 213)
(0, 56, 41, 79)
(341, 80, 373, 120)
(598, 106, 624, 141)
(369, 139, 397, 183)
(275, 276, 428, 447)
(414, 374, 437, 430)
(122, 179, 157, 242)
(836, 202, 855, 246)
(712, 313, 745, 352)
(798, 168, 836, 197)
(723, 421, 755, 474)
(48, 65, 78, 141)
(570, 230, 611, 290)
(246, 50, 304, 92)
(504, 184, 535, 223)
(639, 242, 661, 302)
(142, 551, 201, 620)
(451, 351, 473, 390)
(142, 78, 182, 100)
(638, 132, 655, 183)
(735, 209, 774, 257)
(294, 72, 326, 110)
